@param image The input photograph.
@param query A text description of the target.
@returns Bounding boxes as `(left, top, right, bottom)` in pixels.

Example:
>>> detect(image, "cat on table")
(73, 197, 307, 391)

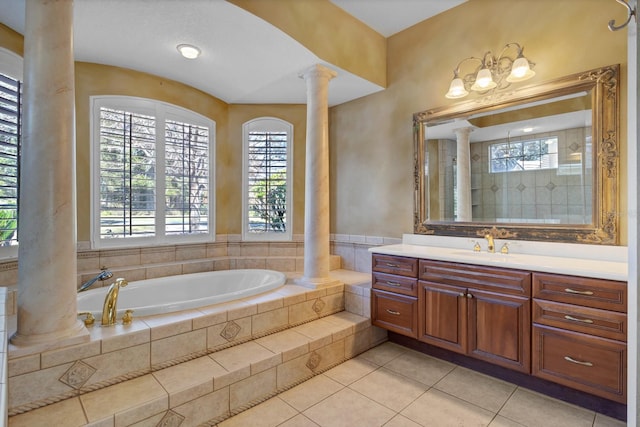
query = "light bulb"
(177, 44, 201, 59)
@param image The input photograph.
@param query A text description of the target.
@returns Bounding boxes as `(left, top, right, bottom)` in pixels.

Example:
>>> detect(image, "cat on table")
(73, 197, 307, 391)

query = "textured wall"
(329, 0, 628, 242)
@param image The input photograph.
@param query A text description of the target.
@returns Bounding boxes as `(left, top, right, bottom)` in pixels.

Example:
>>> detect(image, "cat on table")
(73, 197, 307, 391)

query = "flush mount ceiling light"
(176, 44, 201, 59)
(445, 42, 535, 99)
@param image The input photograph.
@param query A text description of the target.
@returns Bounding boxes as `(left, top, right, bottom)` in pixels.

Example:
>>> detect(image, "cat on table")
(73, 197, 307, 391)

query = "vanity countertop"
(369, 243, 627, 282)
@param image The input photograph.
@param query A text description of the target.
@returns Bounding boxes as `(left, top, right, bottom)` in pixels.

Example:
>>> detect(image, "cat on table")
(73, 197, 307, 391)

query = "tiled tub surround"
(5, 270, 380, 425)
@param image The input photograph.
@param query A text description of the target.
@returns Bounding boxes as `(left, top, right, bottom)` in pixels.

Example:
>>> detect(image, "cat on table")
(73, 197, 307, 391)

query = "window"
(242, 118, 293, 241)
(92, 97, 215, 248)
(489, 137, 558, 173)
(0, 49, 23, 256)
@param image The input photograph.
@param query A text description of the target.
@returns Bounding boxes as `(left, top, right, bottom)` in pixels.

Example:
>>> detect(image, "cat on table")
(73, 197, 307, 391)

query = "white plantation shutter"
(99, 107, 156, 238)
(0, 73, 20, 246)
(165, 119, 209, 235)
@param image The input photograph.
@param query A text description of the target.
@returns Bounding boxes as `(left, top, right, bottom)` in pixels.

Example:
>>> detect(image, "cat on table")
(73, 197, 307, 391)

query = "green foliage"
(250, 173, 286, 232)
(0, 209, 17, 244)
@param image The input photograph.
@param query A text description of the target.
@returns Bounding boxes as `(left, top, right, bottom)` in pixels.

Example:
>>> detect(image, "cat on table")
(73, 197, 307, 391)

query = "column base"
(10, 319, 90, 354)
(294, 276, 342, 289)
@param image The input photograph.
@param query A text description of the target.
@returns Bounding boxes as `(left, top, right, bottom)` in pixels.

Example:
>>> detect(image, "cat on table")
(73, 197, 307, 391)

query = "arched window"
(91, 96, 215, 248)
(242, 117, 293, 241)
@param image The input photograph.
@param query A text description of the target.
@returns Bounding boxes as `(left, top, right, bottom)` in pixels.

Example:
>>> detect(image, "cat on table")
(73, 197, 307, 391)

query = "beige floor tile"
(401, 388, 495, 427)
(383, 414, 423, 427)
(488, 415, 527, 426)
(277, 414, 320, 427)
(152, 356, 221, 407)
(217, 396, 298, 427)
(357, 341, 408, 366)
(323, 357, 379, 385)
(303, 387, 395, 427)
(279, 374, 344, 411)
(434, 366, 516, 413)
(383, 349, 455, 386)
(350, 367, 428, 412)
(256, 329, 311, 361)
(498, 388, 595, 427)
(593, 413, 627, 427)
(8, 397, 87, 427)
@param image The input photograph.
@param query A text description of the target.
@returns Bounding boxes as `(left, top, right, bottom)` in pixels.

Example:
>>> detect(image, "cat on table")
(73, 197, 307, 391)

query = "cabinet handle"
(564, 288, 594, 296)
(459, 292, 466, 297)
(564, 356, 593, 367)
(386, 309, 401, 316)
(385, 281, 401, 287)
(564, 315, 594, 324)
(466, 293, 473, 298)
(385, 263, 399, 268)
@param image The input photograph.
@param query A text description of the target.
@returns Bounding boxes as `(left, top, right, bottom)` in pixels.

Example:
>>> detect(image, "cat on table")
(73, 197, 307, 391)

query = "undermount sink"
(447, 250, 513, 262)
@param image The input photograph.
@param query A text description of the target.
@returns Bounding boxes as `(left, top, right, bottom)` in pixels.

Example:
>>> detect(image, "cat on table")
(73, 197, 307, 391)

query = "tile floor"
(217, 342, 626, 427)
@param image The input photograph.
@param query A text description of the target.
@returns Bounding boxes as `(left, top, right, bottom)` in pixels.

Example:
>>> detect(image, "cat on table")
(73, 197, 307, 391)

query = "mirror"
(414, 65, 619, 244)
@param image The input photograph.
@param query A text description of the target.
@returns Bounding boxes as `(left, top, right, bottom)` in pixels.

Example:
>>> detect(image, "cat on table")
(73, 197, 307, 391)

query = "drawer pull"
(385, 281, 401, 287)
(564, 315, 594, 324)
(564, 356, 593, 367)
(459, 292, 466, 297)
(385, 263, 399, 268)
(386, 309, 401, 316)
(564, 288, 594, 296)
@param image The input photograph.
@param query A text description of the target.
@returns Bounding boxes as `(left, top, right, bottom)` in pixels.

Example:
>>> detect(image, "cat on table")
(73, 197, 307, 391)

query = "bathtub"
(77, 269, 287, 317)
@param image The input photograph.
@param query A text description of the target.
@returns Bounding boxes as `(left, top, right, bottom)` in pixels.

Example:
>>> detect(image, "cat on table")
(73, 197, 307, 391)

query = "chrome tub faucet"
(79, 269, 113, 292)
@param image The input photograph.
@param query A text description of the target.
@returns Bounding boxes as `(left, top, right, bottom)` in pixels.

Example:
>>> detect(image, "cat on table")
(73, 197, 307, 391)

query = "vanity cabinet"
(371, 255, 418, 338)
(418, 260, 531, 373)
(532, 272, 627, 403)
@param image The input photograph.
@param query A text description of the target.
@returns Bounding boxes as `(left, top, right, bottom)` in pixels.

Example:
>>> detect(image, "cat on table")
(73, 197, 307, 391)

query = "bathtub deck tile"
(210, 341, 277, 374)
(41, 339, 102, 369)
(215, 300, 257, 320)
(192, 308, 227, 329)
(274, 285, 308, 306)
(92, 323, 150, 354)
(142, 310, 200, 341)
(242, 292, 285, 314)
(151, 329, 207, 368)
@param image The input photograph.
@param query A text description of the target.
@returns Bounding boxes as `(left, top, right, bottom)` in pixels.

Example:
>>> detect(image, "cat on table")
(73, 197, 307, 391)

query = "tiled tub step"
(8, 312, 385, 427)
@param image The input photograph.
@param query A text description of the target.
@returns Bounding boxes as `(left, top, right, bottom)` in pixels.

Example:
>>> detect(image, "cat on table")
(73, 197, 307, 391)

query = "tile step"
(8, 311, 385, 427)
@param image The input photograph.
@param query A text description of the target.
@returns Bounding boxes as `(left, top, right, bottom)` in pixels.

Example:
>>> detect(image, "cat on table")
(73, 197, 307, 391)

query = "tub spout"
(101, 278, 128, 326)
(79, 269, 113, 292)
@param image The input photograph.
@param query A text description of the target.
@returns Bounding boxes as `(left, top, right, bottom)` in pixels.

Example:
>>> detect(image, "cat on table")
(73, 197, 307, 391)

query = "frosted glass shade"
(470, 68, 497, 91)
(445, 78, 469, 99)
(506, 57, 535, 82)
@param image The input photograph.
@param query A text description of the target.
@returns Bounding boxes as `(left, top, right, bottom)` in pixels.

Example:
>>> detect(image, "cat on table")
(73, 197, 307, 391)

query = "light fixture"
(176, 44, 201, 59)
(445, 42, 535, 99)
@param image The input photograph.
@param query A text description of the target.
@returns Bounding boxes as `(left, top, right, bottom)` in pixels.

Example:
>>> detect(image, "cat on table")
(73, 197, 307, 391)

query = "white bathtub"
(77, 269, 286, 317)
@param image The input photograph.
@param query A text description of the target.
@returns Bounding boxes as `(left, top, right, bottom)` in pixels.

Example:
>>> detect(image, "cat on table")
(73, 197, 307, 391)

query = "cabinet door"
(418, 281, 467, 354)
(467, 289, 531, 373)
(372, 289, 418, 338)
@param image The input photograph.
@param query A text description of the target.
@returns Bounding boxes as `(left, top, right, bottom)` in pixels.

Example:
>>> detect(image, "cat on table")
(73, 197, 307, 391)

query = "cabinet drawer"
(532, 325, 626, 403)
(419, 259, 531, 296)
(372, 272, 418, 296)
(533, 299, 626, 342)
(372, 254, 418, 278)
(372, 289, 418, 338)
(533, 273, 627, 313)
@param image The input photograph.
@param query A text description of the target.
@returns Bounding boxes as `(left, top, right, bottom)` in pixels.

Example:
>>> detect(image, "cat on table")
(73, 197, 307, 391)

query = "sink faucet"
(101, 278, 128, 326)
(79, 269, 113, 292)
(484, 234, 495, 253)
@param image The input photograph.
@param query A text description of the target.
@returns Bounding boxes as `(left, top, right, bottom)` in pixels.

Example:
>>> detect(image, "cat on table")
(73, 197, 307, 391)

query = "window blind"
(99, 107, 156, 238)
(247, 131, 288, 233)
(165, 119, 209, 235)
(0, 73, 20, 246)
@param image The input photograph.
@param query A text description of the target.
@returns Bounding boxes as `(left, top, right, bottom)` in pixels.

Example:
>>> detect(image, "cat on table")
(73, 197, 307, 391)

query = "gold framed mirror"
(413, 64, 619, 245)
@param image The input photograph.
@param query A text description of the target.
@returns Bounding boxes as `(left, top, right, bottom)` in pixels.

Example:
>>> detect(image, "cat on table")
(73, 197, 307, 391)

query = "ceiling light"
(177, 44, 201, 59)
(445, 42, 535, 99)
(522, 127, 534, 133)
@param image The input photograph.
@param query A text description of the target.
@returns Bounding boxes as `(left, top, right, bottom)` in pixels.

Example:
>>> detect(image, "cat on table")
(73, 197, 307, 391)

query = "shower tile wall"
(441, 126, 592, 224)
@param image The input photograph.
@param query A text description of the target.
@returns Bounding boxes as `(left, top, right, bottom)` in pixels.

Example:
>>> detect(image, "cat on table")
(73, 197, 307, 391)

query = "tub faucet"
(484, 234, 495, 253)
(101, 278, 128, 326)
(79, 269, 113, 292)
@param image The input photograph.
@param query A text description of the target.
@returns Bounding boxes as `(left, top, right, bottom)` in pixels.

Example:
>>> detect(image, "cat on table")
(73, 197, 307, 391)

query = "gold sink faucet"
(101, 278, 128, 326)
(484, 234, 495, 253)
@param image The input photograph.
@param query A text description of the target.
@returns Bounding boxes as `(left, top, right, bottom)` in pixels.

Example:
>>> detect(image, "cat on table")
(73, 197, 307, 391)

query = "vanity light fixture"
(177, 44, 201, 59)
(445, 42, 535, 99)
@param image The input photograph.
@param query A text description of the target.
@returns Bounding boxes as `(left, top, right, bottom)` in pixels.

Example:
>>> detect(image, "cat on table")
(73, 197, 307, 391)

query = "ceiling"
(0, 0, 465, 106)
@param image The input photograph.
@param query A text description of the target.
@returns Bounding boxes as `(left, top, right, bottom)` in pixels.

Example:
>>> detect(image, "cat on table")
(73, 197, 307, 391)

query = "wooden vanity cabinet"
(418, 260, 532, 373)
(371, 255, 418, 338)
(532, 272, 627, 403)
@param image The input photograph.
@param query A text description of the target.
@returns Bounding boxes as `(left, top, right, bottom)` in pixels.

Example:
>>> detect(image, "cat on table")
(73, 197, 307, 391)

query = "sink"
(447, 250, 513, 263)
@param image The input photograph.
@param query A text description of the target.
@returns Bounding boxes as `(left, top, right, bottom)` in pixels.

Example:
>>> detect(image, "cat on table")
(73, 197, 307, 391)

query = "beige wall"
(329, 0, 629, 243)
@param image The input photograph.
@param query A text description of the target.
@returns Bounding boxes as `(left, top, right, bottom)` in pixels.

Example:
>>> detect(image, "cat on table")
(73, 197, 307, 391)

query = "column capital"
(299, 64, 338, 82)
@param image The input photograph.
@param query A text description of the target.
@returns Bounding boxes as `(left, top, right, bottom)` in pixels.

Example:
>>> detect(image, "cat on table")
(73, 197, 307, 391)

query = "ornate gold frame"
(413, 64, 620, 245)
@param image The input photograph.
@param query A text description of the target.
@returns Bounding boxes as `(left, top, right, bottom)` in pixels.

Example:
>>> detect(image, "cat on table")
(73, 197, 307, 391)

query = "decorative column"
(296, 64, 338, 288)
(455, 127, 473, 222)
(11, 0, 88, 348)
